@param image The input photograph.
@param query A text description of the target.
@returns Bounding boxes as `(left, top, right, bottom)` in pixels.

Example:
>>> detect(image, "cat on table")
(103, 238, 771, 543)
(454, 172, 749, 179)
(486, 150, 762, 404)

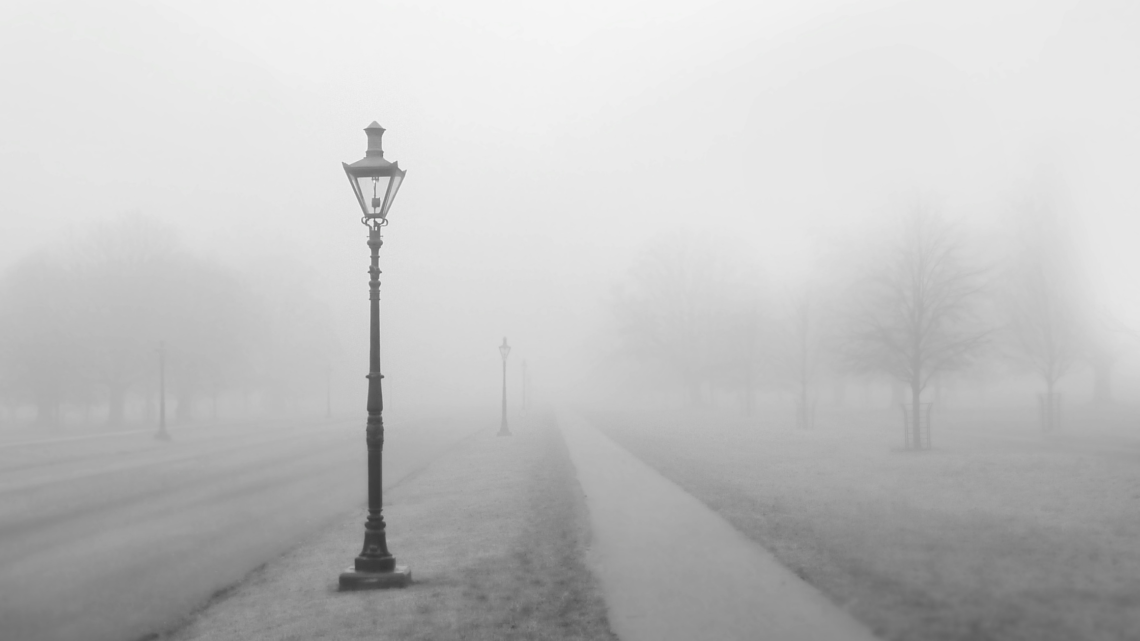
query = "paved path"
(558, 412, 881, 641)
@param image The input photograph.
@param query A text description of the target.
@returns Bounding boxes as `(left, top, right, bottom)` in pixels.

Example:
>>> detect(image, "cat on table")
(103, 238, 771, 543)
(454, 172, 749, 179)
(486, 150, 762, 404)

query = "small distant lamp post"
(155, 341, 170, 441)
(338, 122, 410, 590)
(498, 337, 511, 436)
(521, 359, 528, 416)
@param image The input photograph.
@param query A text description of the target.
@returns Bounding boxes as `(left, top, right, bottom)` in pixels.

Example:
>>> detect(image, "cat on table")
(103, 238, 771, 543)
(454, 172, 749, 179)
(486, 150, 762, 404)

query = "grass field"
(591, 404, 1140, 641)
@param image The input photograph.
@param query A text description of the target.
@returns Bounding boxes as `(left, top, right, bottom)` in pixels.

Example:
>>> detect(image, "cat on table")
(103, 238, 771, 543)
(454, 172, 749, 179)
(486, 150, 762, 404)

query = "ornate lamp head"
(343, 122, 406, 223)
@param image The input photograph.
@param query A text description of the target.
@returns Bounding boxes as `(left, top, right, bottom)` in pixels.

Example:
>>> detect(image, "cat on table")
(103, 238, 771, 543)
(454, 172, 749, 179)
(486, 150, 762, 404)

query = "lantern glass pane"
(355, 174, 394, 217)
(379, 172, 404, 219)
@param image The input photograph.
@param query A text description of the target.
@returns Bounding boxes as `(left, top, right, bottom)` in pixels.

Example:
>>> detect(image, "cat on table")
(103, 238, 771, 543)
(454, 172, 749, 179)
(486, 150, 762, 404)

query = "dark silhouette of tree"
(610, 232, 760, 407)
(0, 213, 263, 428)
(1086, 315, 1119, 406)
(240, 254, 343, 415)
(1001, 194, 1087, 429)
(72, 214, 182, 425)
(164, 255, 259, 422)
(773, 285, 829, 428)
(0, 253, 83, 426)
(842, 202, 988, 446)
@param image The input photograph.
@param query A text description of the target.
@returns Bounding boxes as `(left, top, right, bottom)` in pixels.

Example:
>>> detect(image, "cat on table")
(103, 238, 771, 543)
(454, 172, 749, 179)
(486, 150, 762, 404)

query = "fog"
(3, 2, 1140, 639)
(2, 0, 1138, 420)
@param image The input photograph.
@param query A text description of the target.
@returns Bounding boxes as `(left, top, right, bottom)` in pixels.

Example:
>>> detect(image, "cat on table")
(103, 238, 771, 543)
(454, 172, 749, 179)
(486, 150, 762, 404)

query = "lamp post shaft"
(156, 342, 170, 441)
(497, 344, 510, 433)
(521, 361, 528, 414)
(356, 224, 395, 572)
(159, 345, 165, 431)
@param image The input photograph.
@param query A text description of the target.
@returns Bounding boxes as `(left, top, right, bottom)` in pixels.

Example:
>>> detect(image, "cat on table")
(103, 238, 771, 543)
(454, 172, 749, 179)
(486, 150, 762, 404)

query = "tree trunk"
(911, 380, 922, 449)
(1044, 379, 1056, 432)
(799, 377, 811, 429)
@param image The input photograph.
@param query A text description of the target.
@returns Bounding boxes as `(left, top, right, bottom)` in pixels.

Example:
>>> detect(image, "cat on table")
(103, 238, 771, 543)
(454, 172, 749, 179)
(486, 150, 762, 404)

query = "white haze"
(2, 0, 1139, 411)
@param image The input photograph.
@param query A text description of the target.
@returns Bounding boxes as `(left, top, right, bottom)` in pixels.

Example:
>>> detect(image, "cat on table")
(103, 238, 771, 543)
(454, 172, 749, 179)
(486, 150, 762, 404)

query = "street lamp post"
(155, 341, 170, 441)
(521, 359, 528, 417)
(498, 337, 511, 436)
(338, 122, 410, 590)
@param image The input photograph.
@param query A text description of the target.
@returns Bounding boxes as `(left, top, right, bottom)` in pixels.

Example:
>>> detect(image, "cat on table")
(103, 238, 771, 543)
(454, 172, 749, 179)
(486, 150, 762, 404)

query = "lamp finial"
(364, 122, 386, 158)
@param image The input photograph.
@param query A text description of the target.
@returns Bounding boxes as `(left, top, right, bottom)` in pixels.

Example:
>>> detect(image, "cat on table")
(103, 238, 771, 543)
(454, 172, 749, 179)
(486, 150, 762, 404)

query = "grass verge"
(591, 406, 1140, 641)
(162, 412, 616, 641)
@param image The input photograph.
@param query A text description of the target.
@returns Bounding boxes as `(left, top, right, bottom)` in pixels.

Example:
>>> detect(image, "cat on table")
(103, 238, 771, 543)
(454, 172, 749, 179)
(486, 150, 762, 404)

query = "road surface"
(0, 413, 483, 641)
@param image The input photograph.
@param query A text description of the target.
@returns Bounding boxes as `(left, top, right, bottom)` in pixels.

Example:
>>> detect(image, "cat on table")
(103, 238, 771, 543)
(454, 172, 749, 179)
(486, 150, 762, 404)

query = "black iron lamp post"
(498, 337, 511, 436)
(338, 122, 410, 590)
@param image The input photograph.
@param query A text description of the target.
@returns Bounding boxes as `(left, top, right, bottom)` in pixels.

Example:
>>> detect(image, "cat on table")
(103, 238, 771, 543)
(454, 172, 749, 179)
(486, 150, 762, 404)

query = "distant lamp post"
(521, 359, 528, 417)
(498, 337, 511, 436)
(338, 121, 410, 590)
(155, 341, 170, 441)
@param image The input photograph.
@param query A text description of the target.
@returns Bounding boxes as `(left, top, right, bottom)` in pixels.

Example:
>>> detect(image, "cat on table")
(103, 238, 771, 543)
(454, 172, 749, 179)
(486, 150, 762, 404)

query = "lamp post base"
(338, 565, 411, 590)
(497, 428, 511, 437)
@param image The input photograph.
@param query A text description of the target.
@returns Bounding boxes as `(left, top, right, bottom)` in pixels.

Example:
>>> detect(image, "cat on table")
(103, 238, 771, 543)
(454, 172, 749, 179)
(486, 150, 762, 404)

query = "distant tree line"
(608, 188, 1125, 440)
(0, 214, 343, 428)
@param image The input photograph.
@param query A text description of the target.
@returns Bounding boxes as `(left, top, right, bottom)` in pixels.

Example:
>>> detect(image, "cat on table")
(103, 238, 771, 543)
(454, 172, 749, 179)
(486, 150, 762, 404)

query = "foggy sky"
(2, 0, 1138, 406)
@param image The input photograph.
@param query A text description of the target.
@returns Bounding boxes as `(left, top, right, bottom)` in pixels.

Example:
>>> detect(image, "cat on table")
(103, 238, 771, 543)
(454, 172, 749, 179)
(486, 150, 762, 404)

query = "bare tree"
(843, 202, 988, 447)
(610, 232, 760, 407)
(1083, 308, 1126, 406)
(69, 214, 183, 425)
(240, 254, 343, 415)
(0, 253, 83, 426)
(1001, 195, 1087, 429)
(707, 294, 766, 415)
(163, 255, 260, 422)
(0, 214, 265, 428)
(771, 285, 828, 428)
